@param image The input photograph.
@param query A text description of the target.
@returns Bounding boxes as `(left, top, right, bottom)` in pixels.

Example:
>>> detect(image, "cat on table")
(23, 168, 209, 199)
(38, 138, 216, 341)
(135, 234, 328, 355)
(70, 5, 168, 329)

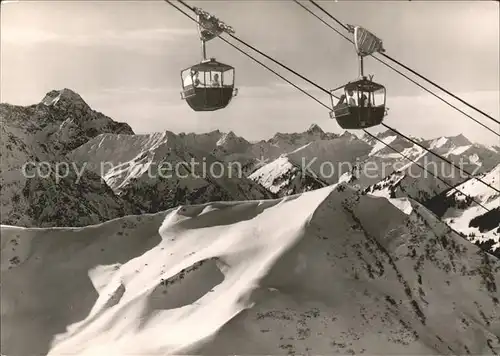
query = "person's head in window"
(211, 73, 220, 87)
(347, 89, 356, 106)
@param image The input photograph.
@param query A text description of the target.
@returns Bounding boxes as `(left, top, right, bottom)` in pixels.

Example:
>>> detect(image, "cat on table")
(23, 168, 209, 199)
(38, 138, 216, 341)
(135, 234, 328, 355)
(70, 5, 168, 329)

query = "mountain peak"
(306, 123, 324, 134)
(375, 130, 394, 139)
(448, 133, 472, 146)
(225, 130, 237, 138)
(216, 130, 250, 152)
(339, 131, 357, 140)
(40, 88, 89, 107)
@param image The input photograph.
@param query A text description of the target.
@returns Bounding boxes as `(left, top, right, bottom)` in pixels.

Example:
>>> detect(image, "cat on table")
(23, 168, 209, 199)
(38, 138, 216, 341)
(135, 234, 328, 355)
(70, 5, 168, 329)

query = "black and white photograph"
(1, 0, 499, 355)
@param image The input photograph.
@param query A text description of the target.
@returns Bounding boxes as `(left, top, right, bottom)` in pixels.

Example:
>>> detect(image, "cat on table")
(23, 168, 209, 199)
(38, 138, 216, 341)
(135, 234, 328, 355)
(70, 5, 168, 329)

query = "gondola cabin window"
(371, 88, 385, 107)
(222, 69, 234, 87)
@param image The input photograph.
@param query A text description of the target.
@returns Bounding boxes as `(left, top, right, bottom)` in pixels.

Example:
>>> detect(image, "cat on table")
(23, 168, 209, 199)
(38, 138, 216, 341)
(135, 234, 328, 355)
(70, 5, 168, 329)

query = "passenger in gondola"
(347, 90, 356, 106)
(211, 73, 221, 87)
(333, 94, 349, 116)
(183, 70, 200, 88)
(359, 92, 368, 107)
(336, 93, 346, 106)
(193, 71, 201, 87)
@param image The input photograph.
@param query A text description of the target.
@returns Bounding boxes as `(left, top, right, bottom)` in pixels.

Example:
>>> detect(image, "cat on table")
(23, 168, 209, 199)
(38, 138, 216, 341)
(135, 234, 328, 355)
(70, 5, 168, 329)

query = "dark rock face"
(1, 89, 136, 227)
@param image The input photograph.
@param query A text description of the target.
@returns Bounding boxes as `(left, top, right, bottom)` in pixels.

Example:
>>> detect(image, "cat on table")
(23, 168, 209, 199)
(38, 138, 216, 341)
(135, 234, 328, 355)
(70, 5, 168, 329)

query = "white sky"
(1, 0, 499, 144)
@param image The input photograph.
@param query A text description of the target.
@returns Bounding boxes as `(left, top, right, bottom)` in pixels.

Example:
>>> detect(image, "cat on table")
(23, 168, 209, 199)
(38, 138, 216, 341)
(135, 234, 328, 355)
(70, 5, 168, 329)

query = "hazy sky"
(1, 0, 499, 144)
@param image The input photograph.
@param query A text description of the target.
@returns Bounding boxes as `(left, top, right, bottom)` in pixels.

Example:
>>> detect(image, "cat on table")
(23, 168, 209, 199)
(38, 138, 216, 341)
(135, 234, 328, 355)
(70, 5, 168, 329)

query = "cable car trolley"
(180, 7, 238, 111)
(329, 25, 388, 129)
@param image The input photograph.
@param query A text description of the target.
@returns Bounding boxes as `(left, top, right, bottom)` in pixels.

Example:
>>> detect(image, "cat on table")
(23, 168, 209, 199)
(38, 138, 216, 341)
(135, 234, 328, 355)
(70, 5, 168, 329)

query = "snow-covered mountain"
(180, 124, 341, 175)
(267, 123, 339, 149)
(362, 151, 483, 202)
(421, 133, 472, 151)
(366, 132, 499, 174)
(2, 88, 133, 158)
(249, 135, 371, 196)
(364, 132, 416, 158)
(66, 122, 350, 211)
(214, 130, 253, 154)
(248, 155, 329, 196)
(214, 124, 343, 175)
(68, 131, 275, 214)
(2, 184, 499, 355)
(248, 127, 498, 200)
(0, 89, 136, 227)
(363, 131, 498, 165)
(419, 134, 499, 174)
(424, 164, 500, 257)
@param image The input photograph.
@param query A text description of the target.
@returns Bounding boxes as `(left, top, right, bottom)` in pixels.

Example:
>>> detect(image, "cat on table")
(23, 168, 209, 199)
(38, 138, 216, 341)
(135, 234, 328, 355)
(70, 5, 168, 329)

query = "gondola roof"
(345, 78, 385, 92)
(184, 58, 234, 72)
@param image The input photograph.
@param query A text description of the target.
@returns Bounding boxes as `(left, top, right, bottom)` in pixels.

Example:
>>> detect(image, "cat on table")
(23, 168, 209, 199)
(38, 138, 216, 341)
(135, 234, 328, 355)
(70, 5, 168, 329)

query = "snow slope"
(69, 131, 275, 214)
(363, 151, 479, 203)
(425, 164, 500, 257)
(360, 131, 499, 253)
(248, 155, 328, 196)
(218, 124, 342, 175)
(362, 131, 498, 177)
(249, 136, 371, 195)
(239, 124, 342, 173)
(2, 184, 499, 355)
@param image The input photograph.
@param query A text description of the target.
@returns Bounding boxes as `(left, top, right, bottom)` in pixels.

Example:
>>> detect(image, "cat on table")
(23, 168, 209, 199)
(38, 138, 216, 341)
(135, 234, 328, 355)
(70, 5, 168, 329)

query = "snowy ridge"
(356, 131, 499, 257)
(425, 164, 500, 256)
(70, 130, 275, 214)
(221, 124, 342, 175)
(249, 156, 296, 194)
(428, 137, 449, 150)
(417, 134, 498, 174)
(249, 155, 327, 196)
(250, 136, 371, 196)
(371, 135, 414, 158)
(363, 131, 497, 174)
(1, 185, 499, 355)
(215, 131, 252, 153)
(362, 150, 482, 208)
(267, 124, 339, 152)
(422, 134, 472, 151)
(443, 143, 500, 173)
(70, 132, 171, 189)
(369, 135, 398, 156)
(447, 145, 472, 157)
(69, 124, 341, 184)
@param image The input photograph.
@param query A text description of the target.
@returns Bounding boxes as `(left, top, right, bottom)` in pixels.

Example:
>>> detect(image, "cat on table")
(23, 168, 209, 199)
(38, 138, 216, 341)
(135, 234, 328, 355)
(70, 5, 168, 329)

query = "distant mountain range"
(1, 88, 498, 257)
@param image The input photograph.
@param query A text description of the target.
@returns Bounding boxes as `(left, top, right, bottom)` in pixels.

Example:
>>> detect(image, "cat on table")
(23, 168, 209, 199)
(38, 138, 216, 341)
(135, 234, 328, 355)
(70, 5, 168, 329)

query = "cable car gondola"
(329, 25, 388, 129)
(180, 7, 238, 112)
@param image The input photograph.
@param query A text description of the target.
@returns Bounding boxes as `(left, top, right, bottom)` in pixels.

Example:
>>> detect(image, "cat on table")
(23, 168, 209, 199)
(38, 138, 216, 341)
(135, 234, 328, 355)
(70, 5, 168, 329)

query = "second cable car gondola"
(180, 7, 238, 112)
(329, 77, 386, 129)
(329, 25, 388, 129)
